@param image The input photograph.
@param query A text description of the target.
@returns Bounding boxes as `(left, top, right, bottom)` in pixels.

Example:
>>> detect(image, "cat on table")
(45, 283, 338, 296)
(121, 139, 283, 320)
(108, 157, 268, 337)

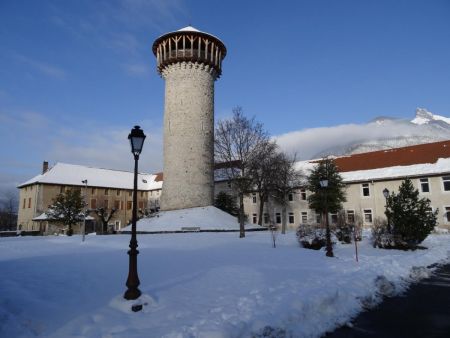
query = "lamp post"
(319, 176, 334, 257)
(383, 188, 390, 233)
(81, 179, 88, 241)
(124, 126, 146, 302)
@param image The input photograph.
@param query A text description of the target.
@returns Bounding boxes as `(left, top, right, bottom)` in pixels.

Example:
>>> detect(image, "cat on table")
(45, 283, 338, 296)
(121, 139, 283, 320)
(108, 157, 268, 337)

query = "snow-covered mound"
(121, 206, 255, 232)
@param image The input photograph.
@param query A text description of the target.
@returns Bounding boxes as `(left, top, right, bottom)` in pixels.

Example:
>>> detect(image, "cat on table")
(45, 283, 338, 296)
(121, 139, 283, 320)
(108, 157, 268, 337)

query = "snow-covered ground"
(122, 206, 259, 233)
(1, 231, 449, 338)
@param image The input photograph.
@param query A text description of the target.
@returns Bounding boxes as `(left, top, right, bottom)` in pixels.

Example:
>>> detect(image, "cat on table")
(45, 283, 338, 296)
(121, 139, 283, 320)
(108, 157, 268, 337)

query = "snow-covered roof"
(177, 25, 200, 32)
(19, 163, 163, 191)
(296, 157, 450, 183)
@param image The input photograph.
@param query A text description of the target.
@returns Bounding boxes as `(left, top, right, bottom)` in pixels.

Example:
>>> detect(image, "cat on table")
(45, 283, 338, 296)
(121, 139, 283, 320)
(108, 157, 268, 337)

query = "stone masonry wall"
(160, 62, 217, 210)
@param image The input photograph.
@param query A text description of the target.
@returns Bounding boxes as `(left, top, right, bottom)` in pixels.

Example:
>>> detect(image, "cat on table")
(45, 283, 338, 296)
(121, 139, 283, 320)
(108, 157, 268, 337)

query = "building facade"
(244, 140, 450, 230)
(17, 141, 450, 234)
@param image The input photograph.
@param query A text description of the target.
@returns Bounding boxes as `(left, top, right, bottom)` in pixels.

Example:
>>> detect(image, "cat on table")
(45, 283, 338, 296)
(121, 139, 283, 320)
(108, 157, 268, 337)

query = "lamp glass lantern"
(383, 188, 389, 199)
(319, 177, 329, 188)
(128, 126, 146, 156)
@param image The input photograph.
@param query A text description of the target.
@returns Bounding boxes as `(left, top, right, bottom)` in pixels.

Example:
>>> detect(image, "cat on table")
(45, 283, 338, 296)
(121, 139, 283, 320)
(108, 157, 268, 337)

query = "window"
(301, 211, 308, 223)
(114, 200, 120, 210)
(91, 188, 96, 195)
(300, 189, 307, 200)
(104, 189, 109, 196)
(443, 176, 450, 191)
(252, 193, 257, 204)
(275, 212, 281, 224)
(330, 213, 338, 224)
(28, 198, 31, 208)
(120, 201, 124, 210)
(288, 193, 293, 202)
(127, 201, 132, 210)
(263, 213, 269, 224)
(420, 178, 430, 193)
(347, 210, 355, 224)
(90, 199, 97, 209)
(140, 191, 144, 197)
(444, 207, 450, 222)
(138, 201, 144, 210)
(252, 213, 257, 224)
(288, 212, 295, 224)
(114, 220, 121, 231)
(361, 183, 370, 197)
(104, 200, 109, 209)
(116, 190, 121, 196)
(24, 187, 27, 192)
(363, 209, 373, 223)
(316, 212, 321, 224)
(60, 186, 65, 193)
(227, 181, 232, 188)
(128, 191, 132, 197)
(23, 198, 26, 209)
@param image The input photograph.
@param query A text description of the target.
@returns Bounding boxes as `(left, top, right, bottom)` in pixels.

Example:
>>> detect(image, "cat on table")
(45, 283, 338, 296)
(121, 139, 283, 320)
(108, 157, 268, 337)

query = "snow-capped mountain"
(276, 108, 450, 160)
(312, 108, 450, 158)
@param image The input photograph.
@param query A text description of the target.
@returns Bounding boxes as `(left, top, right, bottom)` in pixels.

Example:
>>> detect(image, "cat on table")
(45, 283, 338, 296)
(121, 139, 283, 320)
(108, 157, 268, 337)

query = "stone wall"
(160, 62, 217, 210)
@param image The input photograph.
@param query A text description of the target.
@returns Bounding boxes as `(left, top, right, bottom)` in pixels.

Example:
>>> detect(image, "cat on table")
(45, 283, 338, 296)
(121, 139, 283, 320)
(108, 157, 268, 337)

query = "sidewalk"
(326, 263, 450, 338)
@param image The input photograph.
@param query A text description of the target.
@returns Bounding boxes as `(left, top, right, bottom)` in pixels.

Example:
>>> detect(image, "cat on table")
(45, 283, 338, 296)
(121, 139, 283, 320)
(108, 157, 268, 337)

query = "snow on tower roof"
(177, 25, 200, 32)
(18, 163, 162, 191)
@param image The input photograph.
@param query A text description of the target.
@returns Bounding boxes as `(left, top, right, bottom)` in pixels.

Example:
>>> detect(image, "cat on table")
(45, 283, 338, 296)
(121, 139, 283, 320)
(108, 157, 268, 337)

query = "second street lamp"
(124, 126, 146, 303)
(319, 176, 334, 257)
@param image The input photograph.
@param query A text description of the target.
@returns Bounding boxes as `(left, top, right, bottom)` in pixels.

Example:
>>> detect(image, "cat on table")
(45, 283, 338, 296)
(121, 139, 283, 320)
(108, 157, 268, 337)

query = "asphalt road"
(325, 263, 450, 338)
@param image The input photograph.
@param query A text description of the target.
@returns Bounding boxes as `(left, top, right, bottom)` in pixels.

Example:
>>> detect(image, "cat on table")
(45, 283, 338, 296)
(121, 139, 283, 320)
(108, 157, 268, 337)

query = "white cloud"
(47, 122, 163, 174)
(122, 62, 150, 77)
(274, 120, 439, 160)
(12, 53, 66, 79)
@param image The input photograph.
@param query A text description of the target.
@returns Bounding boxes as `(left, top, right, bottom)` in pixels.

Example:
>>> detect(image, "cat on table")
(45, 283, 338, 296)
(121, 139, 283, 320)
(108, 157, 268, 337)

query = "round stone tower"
(152, 26, 227, 211)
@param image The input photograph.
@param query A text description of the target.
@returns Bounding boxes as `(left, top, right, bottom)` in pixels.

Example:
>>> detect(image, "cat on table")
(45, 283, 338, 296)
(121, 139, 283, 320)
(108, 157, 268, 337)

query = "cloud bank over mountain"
(275, 108, 450, 160)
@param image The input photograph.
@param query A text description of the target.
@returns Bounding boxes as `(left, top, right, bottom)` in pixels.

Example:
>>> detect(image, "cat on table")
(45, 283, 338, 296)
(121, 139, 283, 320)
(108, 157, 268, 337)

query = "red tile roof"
(332, 140, 450, 172)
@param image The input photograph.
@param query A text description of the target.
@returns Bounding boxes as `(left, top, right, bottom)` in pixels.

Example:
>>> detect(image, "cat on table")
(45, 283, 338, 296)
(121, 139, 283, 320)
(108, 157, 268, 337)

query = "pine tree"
(307, 158, 346, 257)
(386, 178, 437, 246)
(47, 188, 85, 236)
(214, 191, 239, 217)
(307, 158, 346, 214)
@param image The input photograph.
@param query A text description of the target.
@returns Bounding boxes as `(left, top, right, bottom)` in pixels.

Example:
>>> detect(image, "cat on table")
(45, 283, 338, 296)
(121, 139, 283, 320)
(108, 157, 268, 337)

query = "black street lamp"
(124, 126, 146, 302)
(319, 176, 334, 257)
(383, 188, 391, 233)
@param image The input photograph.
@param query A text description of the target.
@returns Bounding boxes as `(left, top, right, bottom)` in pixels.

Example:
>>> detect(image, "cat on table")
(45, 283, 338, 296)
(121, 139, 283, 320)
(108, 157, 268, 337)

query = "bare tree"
(248, 140, 279, 225)
(215, 106, 270, 238)
(0, 190, 18, 231)
(95, 206, 117, 234)
(271, 153, 303, 234)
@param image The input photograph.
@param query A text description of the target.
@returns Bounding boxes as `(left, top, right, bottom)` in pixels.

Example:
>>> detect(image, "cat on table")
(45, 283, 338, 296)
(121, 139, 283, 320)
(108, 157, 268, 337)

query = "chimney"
(42, 161, 49, 174)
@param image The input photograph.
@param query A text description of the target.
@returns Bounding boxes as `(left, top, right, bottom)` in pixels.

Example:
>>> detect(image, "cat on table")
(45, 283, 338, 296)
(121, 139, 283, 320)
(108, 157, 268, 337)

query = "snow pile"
(122, 206, 257, 232)
(0, 232, 449, 337)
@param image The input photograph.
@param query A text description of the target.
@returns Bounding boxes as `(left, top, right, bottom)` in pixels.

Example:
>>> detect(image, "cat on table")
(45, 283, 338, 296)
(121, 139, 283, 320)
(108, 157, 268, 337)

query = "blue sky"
(1, 0, 450, 195)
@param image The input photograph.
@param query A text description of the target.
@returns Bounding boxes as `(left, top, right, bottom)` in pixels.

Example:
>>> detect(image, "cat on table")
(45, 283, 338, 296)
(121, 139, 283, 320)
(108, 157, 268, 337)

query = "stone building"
(17, 162, 162, 234)
(152, 26, 226, 211)
(17, 140, 450, 233)
(244, 140, 450, 230)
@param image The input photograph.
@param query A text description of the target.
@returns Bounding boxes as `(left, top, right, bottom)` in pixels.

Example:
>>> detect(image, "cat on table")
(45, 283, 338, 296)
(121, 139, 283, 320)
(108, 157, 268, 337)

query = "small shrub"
(296, 224, 335, 250)
(371, 217, 395, 248)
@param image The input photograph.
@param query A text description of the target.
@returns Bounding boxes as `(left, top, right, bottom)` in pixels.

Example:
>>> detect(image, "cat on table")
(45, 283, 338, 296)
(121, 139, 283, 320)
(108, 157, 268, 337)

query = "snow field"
(0, 231, 449, 338)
